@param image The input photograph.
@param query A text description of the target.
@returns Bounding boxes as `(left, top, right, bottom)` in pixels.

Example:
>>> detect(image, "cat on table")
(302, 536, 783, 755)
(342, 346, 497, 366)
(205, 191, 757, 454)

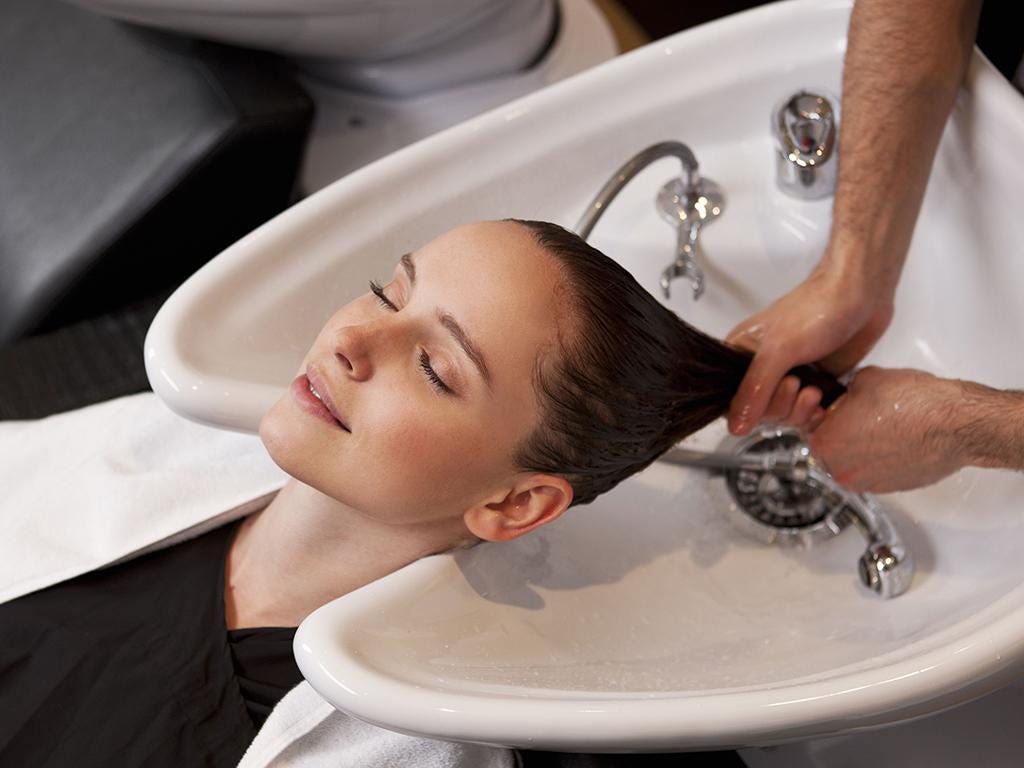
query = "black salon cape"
(0, 519, 304, 767)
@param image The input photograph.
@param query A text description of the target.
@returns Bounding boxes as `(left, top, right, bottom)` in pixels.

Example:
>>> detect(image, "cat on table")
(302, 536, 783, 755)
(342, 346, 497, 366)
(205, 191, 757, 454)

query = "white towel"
(239, 682, 517, 768)
(0, 392, 516, 768)
(0, 392, 287, 603)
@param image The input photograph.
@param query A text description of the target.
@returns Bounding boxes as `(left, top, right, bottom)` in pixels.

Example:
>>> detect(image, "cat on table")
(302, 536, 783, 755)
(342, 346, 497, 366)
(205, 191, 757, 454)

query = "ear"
(464, 474, 573, 543)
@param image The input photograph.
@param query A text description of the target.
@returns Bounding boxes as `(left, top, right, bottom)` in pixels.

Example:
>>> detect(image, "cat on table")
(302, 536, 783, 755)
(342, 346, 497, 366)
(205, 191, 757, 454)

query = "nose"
(333, 319, 401, 381)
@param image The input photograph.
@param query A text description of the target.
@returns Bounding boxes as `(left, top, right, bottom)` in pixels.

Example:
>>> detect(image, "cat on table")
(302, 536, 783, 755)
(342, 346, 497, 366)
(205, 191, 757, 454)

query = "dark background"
(620, 0, 1021, 81)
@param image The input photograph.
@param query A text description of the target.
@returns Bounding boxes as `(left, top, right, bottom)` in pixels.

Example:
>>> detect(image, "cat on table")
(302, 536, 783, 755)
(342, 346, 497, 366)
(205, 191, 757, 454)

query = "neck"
(224, 479, 470, 629)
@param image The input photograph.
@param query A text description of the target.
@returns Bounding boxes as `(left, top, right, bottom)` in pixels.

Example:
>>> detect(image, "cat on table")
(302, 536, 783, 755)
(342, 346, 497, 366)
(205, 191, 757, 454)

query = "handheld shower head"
(662, 425, 914, 598)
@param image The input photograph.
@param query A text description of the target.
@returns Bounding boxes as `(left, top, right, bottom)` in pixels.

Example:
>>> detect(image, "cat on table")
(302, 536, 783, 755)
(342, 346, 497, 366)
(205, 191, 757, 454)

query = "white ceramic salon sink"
(144, 0, 1024, 752)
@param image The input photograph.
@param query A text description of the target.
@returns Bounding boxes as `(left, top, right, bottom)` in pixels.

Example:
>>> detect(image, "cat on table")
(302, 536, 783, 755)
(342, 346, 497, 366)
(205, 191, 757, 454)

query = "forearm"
(952, 381, 1024, 472)
(825, 0, 983, 292)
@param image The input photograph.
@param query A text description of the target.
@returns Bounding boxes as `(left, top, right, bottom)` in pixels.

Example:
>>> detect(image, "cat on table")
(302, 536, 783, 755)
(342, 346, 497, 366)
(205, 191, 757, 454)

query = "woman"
(0, 219, 759, 767)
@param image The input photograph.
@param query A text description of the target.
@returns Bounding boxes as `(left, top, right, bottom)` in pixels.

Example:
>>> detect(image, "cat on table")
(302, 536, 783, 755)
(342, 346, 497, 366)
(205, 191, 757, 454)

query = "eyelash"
(368, 280, 397, 311)
(368, 280, 453, 395)
(419, 350, 452, 395)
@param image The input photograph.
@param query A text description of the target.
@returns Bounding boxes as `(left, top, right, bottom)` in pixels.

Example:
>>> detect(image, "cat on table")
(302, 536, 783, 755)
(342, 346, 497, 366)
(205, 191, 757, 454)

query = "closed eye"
(368, 279, 453, 396)
(369, 280, 397, 311)
(419, 350, 453, 395)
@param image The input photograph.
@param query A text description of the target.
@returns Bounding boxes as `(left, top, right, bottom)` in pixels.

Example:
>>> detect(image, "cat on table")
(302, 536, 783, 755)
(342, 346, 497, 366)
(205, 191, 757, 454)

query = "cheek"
(360, 398, 504, 497)
(380, 404, 491, 468)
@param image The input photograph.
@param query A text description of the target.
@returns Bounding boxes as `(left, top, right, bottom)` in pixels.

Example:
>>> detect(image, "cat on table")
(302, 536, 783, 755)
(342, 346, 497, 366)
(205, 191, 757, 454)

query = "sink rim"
(294, 548, 1024, 749)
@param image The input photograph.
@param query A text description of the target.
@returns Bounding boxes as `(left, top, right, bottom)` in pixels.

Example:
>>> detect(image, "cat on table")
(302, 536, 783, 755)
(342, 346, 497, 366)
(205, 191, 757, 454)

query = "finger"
(728, 345, 796, 436)
(764, 376, 800, 422)
(806, 406, 827, 432)
(789, 386, 823, 428)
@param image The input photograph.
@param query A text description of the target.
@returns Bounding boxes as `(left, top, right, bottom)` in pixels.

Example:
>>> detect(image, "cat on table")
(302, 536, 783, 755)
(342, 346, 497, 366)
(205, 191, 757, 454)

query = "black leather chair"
(0, 0, 313, 417)
(0, 0, 313, 345)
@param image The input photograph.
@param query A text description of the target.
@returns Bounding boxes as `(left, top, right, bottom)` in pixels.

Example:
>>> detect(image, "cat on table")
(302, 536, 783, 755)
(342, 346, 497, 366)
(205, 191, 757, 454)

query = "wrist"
(819, 233, 903, 300)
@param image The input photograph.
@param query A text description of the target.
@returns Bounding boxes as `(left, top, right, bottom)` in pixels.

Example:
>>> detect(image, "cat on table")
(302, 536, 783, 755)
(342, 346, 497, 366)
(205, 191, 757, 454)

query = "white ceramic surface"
(68, 0, 619, 192)
(66, 0, 547, 61)
(295, 0, 618, 190)
(144, 0, 1024, 751)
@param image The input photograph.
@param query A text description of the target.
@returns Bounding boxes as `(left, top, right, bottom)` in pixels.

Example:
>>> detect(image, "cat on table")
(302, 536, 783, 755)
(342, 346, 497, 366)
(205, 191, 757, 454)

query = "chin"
(258, 399, 362, 504)
(258, 404, 292, 470)
(258, 398, 318, 483)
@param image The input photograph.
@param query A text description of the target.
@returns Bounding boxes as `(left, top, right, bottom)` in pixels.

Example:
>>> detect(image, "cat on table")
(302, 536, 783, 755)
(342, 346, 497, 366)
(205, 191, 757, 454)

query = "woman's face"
(260, 221, 567, 526)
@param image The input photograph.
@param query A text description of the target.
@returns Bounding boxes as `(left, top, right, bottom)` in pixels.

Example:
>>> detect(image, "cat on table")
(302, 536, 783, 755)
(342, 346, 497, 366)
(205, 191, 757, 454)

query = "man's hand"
(806, 367, 973, 493)
(726, 262, 894, 435)
(723, 0, 983, 438)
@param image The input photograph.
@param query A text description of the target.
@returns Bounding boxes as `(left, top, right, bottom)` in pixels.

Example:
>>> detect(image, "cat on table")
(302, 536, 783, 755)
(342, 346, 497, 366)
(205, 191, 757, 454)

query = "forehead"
(414, 221, 566, 382)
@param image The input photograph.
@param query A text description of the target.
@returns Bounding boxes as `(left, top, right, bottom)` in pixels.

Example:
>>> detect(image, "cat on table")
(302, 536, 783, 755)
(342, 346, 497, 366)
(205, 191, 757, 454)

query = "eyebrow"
(401, 252, 492, 389)
(438, 311, 492, 388)
(400, 252, 416, 284)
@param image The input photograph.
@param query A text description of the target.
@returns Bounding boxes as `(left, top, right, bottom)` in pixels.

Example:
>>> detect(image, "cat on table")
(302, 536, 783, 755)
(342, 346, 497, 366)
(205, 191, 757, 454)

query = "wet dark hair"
(509, 219, 751, 507)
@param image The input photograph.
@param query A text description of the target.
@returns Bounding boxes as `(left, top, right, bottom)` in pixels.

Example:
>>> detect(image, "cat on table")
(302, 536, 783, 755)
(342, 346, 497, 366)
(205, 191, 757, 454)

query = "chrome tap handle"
(773, 90, 838, 199)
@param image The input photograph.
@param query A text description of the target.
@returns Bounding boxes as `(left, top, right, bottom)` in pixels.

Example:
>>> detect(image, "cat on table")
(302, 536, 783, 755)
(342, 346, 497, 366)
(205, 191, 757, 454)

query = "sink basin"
(144, 0, 1024, 752)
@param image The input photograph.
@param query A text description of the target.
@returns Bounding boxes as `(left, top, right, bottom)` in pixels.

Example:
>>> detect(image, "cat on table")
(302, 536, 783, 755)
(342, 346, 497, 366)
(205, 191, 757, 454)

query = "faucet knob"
(773, 90, 838, 199)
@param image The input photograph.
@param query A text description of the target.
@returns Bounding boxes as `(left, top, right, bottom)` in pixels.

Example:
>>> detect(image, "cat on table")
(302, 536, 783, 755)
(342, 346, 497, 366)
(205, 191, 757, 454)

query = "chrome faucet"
(575, 141, 724, 300)
(773, 90, 839, 199)
(662, 426, 914, 599)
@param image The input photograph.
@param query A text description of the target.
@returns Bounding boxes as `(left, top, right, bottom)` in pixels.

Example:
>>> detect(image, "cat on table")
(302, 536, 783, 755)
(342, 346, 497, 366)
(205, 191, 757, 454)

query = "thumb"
(725, 318, 765, 352)
(820, 307, 893, 375)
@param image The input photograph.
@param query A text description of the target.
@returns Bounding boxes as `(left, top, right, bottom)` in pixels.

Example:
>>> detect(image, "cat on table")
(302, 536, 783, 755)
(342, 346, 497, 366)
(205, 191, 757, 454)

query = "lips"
(305, 364, 351, 432)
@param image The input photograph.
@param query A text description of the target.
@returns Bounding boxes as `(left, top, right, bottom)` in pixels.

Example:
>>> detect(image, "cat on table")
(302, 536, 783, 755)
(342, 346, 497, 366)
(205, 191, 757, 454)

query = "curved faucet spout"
(575, 141, 722, 301)
(574, 141, 700, 240)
